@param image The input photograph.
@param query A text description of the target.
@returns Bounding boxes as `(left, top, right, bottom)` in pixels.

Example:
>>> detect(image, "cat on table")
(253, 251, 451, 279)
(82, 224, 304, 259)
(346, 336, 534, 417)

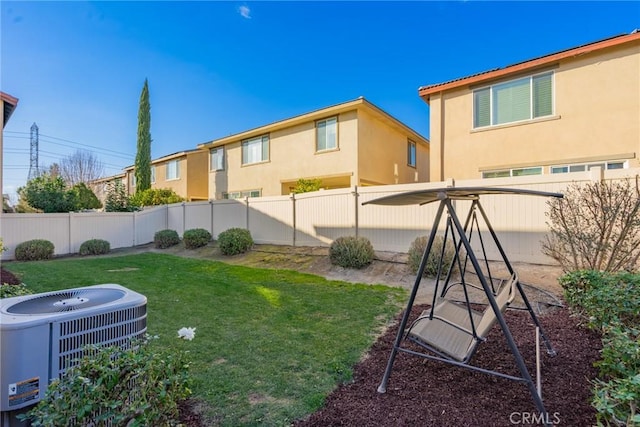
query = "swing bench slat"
(408, 273, 517, 363)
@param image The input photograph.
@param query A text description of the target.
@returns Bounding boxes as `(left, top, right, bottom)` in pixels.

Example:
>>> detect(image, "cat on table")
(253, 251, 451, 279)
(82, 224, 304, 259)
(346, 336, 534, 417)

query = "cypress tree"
(135, 79, 152, 193)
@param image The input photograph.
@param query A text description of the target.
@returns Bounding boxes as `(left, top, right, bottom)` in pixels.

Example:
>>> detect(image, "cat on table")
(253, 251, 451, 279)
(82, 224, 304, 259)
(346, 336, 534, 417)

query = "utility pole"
(28, 122, 40, 180)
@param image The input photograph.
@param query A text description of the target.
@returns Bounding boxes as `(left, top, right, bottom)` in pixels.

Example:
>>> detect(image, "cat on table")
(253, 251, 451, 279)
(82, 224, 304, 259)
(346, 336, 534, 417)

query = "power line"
(4, 130, 135, 160)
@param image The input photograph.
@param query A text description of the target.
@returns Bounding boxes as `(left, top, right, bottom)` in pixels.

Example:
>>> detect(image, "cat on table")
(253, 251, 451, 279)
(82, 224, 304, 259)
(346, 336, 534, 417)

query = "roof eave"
(418, 30, 640, 103)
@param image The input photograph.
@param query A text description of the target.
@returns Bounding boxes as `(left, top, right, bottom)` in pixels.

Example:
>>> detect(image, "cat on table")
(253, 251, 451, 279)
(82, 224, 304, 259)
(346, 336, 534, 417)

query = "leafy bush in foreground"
(329, 236, 375, 269)
(0, 284, 33, 298)
(14, 239, 54, 261)
(21, 337, 192, 426)
(217, 228, 253, 255)
(560, 271, 640, 426)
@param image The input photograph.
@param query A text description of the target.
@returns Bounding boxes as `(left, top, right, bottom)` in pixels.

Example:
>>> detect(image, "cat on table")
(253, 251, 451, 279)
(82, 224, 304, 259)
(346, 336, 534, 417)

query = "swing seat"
(408, 272, 517, 363)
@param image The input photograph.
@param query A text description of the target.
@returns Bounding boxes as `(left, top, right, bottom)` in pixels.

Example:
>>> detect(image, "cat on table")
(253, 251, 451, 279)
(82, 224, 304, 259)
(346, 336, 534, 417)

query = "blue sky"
(2, 1, 638, 201)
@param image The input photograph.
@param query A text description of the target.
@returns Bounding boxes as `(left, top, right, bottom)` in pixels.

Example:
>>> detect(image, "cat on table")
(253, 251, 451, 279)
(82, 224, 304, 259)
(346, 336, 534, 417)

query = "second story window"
(473, 71, 553, 128)
(150, 166, 156, 184)
(407, 140, 416, 167)
(242, 135, 269, 165)
(316, 117, 337, 151)
(166, 159, 180, 180)
(130, 174, 136, 187)
(210, 147, 225, 171)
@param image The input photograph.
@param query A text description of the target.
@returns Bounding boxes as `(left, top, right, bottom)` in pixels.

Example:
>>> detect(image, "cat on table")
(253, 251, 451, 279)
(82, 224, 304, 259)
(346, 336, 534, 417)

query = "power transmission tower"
(28, 122, 40, 180)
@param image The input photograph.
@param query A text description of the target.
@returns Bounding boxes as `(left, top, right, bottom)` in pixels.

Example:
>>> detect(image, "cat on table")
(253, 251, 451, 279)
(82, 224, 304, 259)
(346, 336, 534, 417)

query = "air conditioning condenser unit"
(0, 284, 147, 427)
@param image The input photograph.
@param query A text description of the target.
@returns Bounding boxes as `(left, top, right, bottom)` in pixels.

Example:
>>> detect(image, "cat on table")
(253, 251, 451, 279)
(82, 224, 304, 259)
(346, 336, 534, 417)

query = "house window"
(242, 135, 269, 165)
(482, 166, 542, 179)
(316, 117, 337, 151)
(130, 174, 136, 187)
(550, 160, 627, 174)
(210, 147, 225, 171)
(407, 140, 416, 167)
(150, 166, 156, 184)
(473, 71, 553, 128)
(166, 160, 180, 180)
(222, 189, 261, 199)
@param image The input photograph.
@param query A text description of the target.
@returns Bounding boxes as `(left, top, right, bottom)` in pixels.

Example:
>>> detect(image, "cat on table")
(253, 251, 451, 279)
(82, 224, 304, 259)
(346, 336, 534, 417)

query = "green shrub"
(408, 235, 456, 278)
(79, 239, 111, 256)
(154, 229, 180, 249)
(217, 228, 253, 255)
(560, 271, 640, 426)
(329, 236, 375, 269)
(183, 228, 212, 249)
(21, 337, 191, 426)
(14, 239, 54, 261)
(0, 284, 33, 298)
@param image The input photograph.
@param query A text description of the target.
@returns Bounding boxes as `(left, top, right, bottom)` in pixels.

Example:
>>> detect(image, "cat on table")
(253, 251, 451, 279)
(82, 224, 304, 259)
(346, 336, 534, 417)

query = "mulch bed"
(0, 267, 21, 285)
(293, 305, 601, 427)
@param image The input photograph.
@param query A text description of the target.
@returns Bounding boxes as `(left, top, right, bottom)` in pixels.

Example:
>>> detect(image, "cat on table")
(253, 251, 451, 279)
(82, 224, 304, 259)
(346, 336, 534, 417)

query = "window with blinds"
(473, 71, 553, 128)
(316, 117, 337, 152)
(210, 147, 225, 171)
(242, 135, 269, 165)
(166, 160, 180, 180)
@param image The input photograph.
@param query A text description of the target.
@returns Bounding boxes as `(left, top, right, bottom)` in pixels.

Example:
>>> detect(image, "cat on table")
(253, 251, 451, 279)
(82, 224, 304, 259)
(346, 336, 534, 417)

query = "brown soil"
(4, 244, 599, 426)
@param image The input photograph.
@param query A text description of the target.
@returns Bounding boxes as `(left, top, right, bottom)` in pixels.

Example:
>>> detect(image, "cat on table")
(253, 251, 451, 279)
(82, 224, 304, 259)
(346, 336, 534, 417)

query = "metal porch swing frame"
(365, 187, 563, 426)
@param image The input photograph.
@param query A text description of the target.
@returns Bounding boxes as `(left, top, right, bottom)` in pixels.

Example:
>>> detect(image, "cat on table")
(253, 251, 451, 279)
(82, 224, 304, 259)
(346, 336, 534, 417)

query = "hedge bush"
(329, 236, 375, 269)
(408, 235, 456, 278)
(21, 337, 191, 426)
(560, 271, 640, 426)
(217, 228, 253, 256)
(154, 229, 180, 249)
(79, 239, 111, 256)
(14, 239, 54, 261)
(183, 228, 211, 249)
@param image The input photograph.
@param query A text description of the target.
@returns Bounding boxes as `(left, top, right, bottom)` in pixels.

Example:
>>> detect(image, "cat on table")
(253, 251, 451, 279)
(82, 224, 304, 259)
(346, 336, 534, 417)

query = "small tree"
(542, 179, 640, 272)
(71, 183, 102, 210)
(60, 150, 105, 187)
(292, 178, 322, 194)
(18, 174, 77, 213)
(104, 181, 135, 212)
(135, 79, 152, 193)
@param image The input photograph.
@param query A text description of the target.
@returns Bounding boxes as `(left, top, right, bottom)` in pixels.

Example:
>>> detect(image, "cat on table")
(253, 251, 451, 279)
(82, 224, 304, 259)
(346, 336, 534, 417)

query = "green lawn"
(4, 253, 406, 426)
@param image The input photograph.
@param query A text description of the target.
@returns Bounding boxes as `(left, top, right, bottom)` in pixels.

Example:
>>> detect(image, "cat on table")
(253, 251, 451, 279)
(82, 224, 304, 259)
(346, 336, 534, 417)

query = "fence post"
(245, 196, 250, 230)
(353, 185, 359, 237)
(210, 200, 214, 238)
(291, 193, 296, 247)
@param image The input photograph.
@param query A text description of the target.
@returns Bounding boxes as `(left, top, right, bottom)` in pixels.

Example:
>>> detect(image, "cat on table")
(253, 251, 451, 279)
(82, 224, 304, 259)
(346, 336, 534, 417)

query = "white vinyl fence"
(2, 168, 638, 264)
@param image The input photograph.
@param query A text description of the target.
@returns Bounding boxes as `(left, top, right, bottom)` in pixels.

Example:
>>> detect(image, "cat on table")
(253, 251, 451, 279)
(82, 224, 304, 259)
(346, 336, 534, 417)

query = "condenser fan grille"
(6, 288, 126, 314)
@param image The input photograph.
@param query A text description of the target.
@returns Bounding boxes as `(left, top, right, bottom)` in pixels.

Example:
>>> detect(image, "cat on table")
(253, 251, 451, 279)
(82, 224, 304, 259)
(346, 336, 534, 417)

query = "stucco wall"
(209, 111, 359, 198)
(357, 109, 428, 185)
(185, 151, 208, 200)
(429, 41, 640, 181)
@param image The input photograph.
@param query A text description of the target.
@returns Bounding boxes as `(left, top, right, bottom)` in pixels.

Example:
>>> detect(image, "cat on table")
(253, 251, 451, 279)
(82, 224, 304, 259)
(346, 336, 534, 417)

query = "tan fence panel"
(212, 199, 248, 238)
(184, 201, 213, 233)
(70, 212, 135, 253)
(1, 213, 71, 260)
(294, 189, 355, 247)
(135, 206, 168, 246)
(167, 203, 186, 236)
(248, 196, 294, 245)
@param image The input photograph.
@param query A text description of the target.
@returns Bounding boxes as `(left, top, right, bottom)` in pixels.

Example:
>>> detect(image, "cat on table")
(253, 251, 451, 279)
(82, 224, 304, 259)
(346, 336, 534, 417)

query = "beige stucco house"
(123, 149, 209, 201)
(420, 30, 640, 182)
(198, 97, 429, 199)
